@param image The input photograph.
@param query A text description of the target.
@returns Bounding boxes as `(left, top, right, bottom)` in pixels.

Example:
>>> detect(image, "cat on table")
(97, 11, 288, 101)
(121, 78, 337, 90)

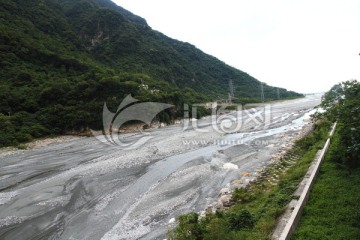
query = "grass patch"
(292, 129, 360, 240)
(168, 120, 331, 240)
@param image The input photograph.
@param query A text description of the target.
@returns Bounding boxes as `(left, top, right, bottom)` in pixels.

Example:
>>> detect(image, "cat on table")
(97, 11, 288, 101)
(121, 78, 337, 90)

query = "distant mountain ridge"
(0, 0, 302, 146)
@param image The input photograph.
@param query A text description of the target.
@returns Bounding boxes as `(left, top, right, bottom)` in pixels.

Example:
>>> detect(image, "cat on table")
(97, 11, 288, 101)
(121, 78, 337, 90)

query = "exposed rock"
(218, 195, 232, 207)
(223, 163, 239, 170)
(219, 188, 231, 196)
(231, 179, 242, 185)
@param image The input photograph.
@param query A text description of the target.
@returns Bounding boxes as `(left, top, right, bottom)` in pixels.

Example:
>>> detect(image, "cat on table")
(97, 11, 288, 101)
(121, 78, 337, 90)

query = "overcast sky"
(113, 0, 360, 93)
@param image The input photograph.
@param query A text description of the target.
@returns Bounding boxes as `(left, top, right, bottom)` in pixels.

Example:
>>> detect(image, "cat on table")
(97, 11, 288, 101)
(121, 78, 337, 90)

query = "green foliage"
(0, 0, 302, 147)
(203, 218, 233, 240)
(168, 212, 203, 240)
(226, 209, 255, 230)
(168, 122, 330, 239)
(293, 129, 360, 239)
(319, 80, 360, 168)
(293, 81, 360, 238)
(295, 120, 331, 151)
(232, 188, 255, 203)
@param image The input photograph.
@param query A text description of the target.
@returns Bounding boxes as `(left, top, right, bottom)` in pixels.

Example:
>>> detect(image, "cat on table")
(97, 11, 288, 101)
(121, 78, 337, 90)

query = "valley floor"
(0, 96, 320, 240)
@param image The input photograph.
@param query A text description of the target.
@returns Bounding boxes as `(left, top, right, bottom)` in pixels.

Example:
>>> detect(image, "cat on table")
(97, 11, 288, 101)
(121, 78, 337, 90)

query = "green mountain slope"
(0, 0, 302, 146)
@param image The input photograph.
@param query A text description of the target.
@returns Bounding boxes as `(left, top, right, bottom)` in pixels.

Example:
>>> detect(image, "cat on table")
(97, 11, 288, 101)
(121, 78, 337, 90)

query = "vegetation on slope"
(292, 131, 360, 239)
(293, 80, 360, 239)
(0, 0, 302, 147)
(318, 80, 360, 168)
(167, 121, 331, 240)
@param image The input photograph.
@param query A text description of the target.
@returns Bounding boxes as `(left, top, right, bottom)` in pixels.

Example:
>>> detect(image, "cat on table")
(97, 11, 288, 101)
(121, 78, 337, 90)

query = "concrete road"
(0, 95, 321, 240)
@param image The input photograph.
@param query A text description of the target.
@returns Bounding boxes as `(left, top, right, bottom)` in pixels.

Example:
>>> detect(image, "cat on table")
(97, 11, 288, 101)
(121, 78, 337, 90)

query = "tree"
(203, 218, 232, 240)
(321, 80, 360, 167)
(168, 212, 203, 240)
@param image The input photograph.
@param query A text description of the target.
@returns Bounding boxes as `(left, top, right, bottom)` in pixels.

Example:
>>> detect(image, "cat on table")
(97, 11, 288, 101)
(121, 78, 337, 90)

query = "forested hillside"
(0, 0, 302, 146)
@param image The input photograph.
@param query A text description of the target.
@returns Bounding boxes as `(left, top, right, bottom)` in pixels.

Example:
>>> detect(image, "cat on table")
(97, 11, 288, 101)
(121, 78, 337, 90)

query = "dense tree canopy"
(319, 80, 360, 167)
(0, 0, 302, 147)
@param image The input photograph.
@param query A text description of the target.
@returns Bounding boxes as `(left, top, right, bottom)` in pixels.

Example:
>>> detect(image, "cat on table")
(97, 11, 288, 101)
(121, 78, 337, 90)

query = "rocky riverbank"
(200, 123, 314, 216)
(0, 135, 82, 158)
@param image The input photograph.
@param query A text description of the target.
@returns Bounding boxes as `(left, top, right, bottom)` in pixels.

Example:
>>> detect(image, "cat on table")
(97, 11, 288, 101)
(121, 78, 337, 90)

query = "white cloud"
(114, 0, 360, 93)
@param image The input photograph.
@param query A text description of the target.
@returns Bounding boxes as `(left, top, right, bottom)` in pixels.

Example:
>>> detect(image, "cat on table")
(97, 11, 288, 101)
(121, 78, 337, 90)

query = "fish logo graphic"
(92, 95, 173, 149)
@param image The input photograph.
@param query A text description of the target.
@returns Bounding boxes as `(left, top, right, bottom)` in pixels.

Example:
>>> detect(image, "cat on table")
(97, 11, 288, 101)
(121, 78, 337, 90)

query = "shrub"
(232, 188, 255, 203)
(226, 209, 255, 231)
(168, 212, 203, 240)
